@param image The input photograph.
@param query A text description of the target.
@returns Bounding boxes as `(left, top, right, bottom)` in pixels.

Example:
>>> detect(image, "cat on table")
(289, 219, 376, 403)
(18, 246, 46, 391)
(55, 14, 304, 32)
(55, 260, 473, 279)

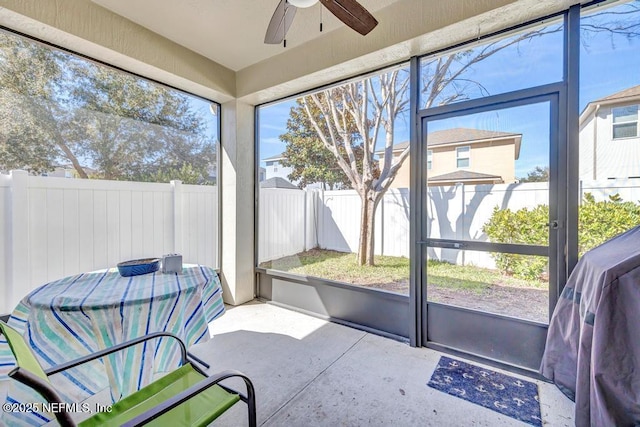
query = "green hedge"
(482, 193, 640, 280)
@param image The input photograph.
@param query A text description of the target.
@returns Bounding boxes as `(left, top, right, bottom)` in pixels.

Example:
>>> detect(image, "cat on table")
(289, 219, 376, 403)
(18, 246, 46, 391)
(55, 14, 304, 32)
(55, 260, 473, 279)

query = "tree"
(139, 162, 213, 185)
(0, 32, 216, 183)
(519, 166, 550, 183)
(70, 64, 215, 182)
(295, 1, 640, 267)
(302, 70, 410, 266)
(297, 33, 556, 267)
(0, 34, 86, 176)
(419, 1, 640, 109)
(279, 100, 352, 189)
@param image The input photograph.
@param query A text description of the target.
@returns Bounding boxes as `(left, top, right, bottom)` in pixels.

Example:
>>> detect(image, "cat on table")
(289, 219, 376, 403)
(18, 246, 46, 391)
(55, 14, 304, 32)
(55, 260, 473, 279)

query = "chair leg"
(241, 375, 257, 427)
(248, 392, 257, 427)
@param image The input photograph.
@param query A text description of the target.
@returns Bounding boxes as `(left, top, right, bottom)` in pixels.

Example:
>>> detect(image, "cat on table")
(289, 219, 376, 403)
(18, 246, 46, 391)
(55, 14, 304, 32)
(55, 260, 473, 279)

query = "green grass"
(426, 259, 547, 292)
(260, 249, 547, 292)
(261, 248, 409, 285)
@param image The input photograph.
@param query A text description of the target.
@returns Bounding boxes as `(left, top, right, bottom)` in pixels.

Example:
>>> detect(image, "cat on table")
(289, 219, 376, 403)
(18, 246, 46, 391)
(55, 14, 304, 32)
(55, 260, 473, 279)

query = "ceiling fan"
(264, 0, 378, 45)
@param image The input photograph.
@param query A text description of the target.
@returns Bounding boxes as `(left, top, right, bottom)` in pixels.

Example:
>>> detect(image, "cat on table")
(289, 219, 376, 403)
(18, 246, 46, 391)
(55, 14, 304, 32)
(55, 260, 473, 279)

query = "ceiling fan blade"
(319, 0, 378, 36)
(264, 0, 298, 44)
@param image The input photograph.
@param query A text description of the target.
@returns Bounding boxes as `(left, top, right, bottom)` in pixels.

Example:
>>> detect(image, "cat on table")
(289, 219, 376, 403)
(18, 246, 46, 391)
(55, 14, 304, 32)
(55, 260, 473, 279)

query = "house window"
(427, 150, 433, 170)
(456, 146, 470, 168)
(612, 105, 638, 139)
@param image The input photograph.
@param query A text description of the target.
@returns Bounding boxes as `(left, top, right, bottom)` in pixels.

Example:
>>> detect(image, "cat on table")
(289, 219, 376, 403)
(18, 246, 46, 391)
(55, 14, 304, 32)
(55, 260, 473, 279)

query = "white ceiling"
(90, 0, 400, 72)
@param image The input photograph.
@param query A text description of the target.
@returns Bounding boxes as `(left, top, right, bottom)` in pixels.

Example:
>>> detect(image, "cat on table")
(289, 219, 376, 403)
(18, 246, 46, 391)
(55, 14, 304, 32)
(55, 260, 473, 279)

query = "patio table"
(0, 264, 224, 426)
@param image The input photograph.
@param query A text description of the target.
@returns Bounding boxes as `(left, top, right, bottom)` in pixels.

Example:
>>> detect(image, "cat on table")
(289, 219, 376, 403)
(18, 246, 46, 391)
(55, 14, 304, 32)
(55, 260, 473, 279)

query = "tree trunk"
(357, 194, 378, 266)
(56, 137, 88, 179)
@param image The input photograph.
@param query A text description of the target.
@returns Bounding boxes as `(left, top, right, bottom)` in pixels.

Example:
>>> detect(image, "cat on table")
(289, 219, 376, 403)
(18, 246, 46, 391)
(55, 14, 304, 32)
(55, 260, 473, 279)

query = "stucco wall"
(467, 140, 518, 183)
(386, 139, 517, 188)
(579, 111, 596, 181)
(593, 104, 640, 180)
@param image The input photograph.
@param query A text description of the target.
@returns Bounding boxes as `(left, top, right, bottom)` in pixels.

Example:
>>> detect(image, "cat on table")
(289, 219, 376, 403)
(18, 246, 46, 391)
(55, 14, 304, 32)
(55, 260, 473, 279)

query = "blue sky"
(189, 98, 219, 143)
(258, 2, 640, 179)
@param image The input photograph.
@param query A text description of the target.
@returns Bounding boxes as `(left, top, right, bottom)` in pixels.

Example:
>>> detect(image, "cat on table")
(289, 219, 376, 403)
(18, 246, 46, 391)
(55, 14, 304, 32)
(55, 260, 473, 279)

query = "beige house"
(378, 128, 522, 187)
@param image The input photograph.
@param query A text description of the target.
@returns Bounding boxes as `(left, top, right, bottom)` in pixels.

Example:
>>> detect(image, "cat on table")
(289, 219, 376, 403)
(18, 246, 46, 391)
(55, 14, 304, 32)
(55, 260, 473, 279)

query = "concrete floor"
(188, 300, 575, 427)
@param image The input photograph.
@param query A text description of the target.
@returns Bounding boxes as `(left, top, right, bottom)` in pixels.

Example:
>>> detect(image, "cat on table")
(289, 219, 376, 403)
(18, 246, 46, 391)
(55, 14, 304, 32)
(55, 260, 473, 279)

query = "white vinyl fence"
(259, 179, 640, 268)
(4, 170, 638, 312)
(0, 170, 218, 313)
(257, 188, 411, 264)
(317, 188, 410, 257)
(258, 188, 313, 263)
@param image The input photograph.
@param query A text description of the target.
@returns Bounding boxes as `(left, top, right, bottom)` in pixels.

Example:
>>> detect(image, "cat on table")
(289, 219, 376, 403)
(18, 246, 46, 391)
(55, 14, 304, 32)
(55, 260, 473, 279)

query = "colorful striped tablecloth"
(0, 265, 224, 426)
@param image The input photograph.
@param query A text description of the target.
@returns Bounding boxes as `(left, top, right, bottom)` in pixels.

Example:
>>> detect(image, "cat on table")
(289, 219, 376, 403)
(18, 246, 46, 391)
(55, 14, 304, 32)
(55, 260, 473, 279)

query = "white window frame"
(456, 146, 470, 169)
(612, 105, 639, 140)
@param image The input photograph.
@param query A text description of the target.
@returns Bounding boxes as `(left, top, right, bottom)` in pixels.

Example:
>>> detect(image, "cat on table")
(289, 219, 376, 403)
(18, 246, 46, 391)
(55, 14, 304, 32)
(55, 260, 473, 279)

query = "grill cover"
(541, 225, 640, 426)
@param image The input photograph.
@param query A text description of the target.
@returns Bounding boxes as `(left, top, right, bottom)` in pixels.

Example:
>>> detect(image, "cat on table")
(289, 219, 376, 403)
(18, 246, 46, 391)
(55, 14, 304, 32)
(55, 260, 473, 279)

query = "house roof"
(262, 153, 285, 162)
(55, 164, 98, 174)
(592, 84, 640, 103)
(428, 170, 503, 183)
(580, 84, 640, 124)
(376, 128, 522, 158)
(427, 128, 521, 146)
(259, 177, 299, 189)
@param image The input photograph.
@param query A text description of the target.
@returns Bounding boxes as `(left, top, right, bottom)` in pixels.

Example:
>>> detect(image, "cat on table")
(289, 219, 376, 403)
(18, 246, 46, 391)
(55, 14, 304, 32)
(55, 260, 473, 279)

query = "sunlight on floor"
(208, 300, 327, 341)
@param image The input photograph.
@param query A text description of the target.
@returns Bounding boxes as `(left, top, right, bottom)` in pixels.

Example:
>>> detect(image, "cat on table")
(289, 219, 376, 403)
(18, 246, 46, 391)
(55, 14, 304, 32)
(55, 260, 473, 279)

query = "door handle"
(417, 240, 466, 249)
(545, 220, 563, 229)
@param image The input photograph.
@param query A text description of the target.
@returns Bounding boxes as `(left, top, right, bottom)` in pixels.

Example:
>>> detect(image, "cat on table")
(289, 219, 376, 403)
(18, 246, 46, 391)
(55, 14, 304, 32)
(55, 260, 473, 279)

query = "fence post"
(7, 170, 30, 312)
(459, 182, 466, 266)
(579, 179, 583, 205)
(318, 189, 324, 249)
(379, 193, 385, 256)
(310, 189, 320, 250)
(303, 189, 307, 251)
(171, 180, 183, 255)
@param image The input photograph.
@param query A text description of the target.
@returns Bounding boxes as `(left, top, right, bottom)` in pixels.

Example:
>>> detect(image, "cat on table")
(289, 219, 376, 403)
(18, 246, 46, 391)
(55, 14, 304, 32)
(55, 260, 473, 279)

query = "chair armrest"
(44, 332, 188, 376)
(121, 369, 256, 427)
(186, 351, 210, 370)
(8, 367, 76, 427)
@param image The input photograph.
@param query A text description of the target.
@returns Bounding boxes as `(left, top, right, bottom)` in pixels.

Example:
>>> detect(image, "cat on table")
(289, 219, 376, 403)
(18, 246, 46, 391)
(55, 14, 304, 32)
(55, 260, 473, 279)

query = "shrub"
(483, 193, 640, 280)
(482, 205, 548, 280)
(578, 193, 640, 256)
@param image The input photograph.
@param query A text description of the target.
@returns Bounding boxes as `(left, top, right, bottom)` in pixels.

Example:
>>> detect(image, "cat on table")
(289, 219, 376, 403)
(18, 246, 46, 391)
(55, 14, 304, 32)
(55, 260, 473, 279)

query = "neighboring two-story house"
(377, 128, 522, 188)
(262, 153, 293, 181)
(265, 127, 522, 189)
(262, 153, 329, 189)
(579, 85, 640, 181)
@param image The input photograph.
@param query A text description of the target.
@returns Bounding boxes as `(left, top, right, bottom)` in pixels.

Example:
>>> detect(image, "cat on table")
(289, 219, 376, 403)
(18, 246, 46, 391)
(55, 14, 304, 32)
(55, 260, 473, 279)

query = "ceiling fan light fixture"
(265, 0, 378, 44)
(287, 0, 319, 8)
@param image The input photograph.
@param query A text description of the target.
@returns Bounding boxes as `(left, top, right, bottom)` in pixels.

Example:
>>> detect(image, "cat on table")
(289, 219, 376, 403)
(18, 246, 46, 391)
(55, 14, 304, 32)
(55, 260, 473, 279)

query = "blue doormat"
(427, 356, 542, 426)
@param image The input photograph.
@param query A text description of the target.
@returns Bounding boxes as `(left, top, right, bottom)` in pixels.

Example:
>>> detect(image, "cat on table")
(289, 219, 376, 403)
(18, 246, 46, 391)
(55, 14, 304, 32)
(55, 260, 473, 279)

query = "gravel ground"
(357, 280, 549, 323)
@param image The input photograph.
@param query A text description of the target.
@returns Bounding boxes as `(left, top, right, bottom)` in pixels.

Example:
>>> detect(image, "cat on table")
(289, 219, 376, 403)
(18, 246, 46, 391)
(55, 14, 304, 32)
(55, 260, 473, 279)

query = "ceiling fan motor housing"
(287, 0, 319, 8)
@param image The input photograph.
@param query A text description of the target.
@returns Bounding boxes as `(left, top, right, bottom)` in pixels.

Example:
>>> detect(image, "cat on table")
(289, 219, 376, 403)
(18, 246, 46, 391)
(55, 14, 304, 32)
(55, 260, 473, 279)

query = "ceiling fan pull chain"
(320, 5, 323, 33)
(284, 0, 288, 48)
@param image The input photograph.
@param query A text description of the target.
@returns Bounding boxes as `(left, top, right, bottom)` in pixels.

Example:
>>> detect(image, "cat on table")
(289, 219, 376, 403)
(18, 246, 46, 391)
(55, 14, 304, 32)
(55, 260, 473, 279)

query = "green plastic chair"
(0, 321, 256, 427)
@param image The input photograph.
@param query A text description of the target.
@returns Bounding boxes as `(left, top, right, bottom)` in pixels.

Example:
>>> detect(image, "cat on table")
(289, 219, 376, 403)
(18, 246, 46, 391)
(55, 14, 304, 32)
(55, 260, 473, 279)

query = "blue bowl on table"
(117, 258, 161, 277)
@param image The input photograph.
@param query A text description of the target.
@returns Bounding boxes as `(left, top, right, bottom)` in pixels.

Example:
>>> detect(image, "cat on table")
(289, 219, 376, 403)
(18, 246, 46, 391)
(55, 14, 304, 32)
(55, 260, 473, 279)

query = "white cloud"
(261, 137, 284, 145)
(260, 123, 287, 131)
